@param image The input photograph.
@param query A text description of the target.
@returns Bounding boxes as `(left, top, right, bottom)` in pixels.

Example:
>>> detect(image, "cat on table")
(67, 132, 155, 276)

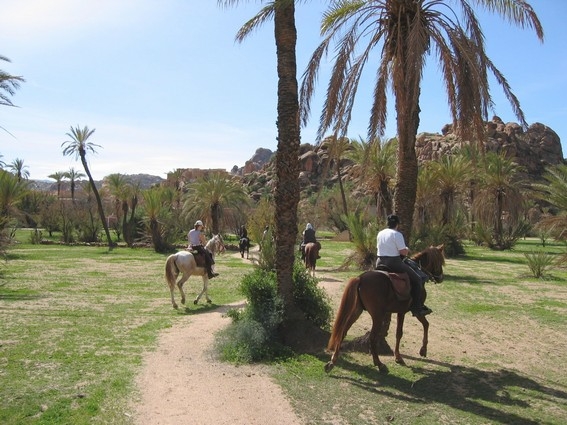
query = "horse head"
(412, 244, 445, 283)
(207, 234, 225, 255)
(214, 234, 226, 254)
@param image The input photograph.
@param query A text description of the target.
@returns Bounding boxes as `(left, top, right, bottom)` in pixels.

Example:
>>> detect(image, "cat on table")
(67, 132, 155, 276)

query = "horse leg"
(394, 312, 407, 365)
(194, 275, 212, 304)
(169, 282, 178, 309)
(415, 315, 430, 357)
(177, 273, 189, 305)
(369, 312, 389, 373)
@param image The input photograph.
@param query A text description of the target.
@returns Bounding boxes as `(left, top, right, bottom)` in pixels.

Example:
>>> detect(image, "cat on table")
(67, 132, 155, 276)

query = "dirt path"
(130, 250, 303, 425)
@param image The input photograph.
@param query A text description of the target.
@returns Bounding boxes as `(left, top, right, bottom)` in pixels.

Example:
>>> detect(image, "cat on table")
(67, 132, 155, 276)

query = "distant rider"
(188, 220, 218, 279)
(300, 223, 320, 260)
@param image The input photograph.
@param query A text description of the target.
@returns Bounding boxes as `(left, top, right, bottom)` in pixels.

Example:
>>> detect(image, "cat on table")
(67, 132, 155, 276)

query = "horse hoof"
(181, 299, 186, 305)
(378, 364, 389, 374)
(395, 357, 406, 366)
(173, 304, 178, 310)
(419, 348, 427, 357)
(193, 300, 198, 305)
(324, 362, 334, 373)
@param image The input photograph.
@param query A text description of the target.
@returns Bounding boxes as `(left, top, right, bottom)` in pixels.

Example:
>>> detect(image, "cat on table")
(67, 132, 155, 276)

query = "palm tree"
(48, 171, 67, 198)
(219, 0, 304, 330)
(300, 0, 543, 243)
(429, 153, 472, 226)
(473, 151, 526, 249)
(103, 173, 133, 242)
(141, 187, 171, 253)
(61, 125, 114, 249)
(8, 158, 29, 181)
(1, 55, 24, 108)
(532, 164, 567, 241)
(64, 167, 86, 202)
(321, 135, 350, 217)
(349, 137, 396, 219)
(182, 172, 249, 235)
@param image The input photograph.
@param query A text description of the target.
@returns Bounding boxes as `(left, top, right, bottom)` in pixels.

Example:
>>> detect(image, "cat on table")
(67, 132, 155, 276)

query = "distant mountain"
(29, 173, 165, 193)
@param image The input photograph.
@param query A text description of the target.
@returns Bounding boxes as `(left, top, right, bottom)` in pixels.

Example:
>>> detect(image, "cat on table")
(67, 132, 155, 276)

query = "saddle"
(375, 267, 411, 301)
(188, 249, 207, 268)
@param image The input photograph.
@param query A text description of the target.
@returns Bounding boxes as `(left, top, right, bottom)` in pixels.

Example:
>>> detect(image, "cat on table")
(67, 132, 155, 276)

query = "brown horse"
(304, 242, 321, 277)
(325, 245, 445, 373)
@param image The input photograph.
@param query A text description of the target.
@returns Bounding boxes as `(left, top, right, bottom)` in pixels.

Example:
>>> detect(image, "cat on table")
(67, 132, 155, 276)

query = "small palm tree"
(48, 171, 67, 198)
(473, 151, 526, 249)
(182, 172, 249, 235)
(62, 125, 114, 249)
(103, 173, 133, 242)
(348, 137, 396, 219)
(63, 167, 85, 202)
(320, 136, 351, 217)
(532, 164, 567, 242)
(430, 154, 472, 226)
(7, 158, 29, 181)
(142, 186, 175, 253)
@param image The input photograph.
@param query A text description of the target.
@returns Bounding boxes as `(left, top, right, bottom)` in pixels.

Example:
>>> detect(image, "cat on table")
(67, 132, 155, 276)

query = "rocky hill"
(239, 118, 564, 199)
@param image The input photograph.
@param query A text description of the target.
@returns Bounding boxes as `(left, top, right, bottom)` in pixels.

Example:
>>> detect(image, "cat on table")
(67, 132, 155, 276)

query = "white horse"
(164, 234, 225, 309)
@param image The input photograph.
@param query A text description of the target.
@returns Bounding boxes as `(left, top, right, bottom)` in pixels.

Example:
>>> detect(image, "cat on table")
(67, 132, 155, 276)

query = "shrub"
(217, 262, 332, 362)
(292, 262, 332, 330)
(524, 250, 555, 278)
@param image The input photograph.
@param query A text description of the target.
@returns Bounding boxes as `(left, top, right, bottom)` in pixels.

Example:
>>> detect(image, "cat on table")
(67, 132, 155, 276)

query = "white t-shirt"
(188, 228, 203, 246)
(376, 228, 407, 257)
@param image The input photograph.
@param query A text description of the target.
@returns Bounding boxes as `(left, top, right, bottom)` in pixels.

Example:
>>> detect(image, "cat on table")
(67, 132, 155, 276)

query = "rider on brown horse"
(300, 223, 320, 260)
(188, 220, 218, 279)
(375, 214, 431, 317)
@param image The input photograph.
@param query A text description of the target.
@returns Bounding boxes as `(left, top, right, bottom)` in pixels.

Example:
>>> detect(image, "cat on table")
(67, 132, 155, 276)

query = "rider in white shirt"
(376, 215, 431, 317)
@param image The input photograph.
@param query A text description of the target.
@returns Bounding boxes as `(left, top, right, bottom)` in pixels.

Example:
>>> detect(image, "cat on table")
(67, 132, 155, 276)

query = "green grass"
(274, 238, 567, 425)
(0, 234, 247, 425)
(2, 234, 567, 424)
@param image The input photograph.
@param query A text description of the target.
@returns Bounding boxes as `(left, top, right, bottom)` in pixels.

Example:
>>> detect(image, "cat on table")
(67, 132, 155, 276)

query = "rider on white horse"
(188, 220, 218, 279)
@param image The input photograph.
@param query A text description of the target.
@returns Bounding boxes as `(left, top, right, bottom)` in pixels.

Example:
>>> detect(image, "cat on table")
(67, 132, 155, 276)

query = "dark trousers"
(376, 256, 423, 310)
(192, 245, 214, 272)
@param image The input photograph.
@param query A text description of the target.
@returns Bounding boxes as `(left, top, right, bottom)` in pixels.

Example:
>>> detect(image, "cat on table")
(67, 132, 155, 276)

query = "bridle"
(415, 257, 443, 284)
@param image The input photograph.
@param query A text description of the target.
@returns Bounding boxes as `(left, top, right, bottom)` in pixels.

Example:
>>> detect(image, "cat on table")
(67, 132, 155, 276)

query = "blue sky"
(1, 0, 565, 181)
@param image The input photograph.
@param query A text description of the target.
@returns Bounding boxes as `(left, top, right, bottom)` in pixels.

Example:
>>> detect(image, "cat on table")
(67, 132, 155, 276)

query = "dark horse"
(304, 241, 321, 277)
(239, 237, 250, 259)
(325, 245, 445, 373)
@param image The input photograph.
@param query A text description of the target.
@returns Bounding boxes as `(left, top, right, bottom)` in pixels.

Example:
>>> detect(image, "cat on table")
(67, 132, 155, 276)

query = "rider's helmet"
(194, 220, 203, 228)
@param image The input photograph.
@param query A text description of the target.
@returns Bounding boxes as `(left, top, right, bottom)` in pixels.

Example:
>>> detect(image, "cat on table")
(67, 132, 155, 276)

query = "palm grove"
(3, 1, 566, 351)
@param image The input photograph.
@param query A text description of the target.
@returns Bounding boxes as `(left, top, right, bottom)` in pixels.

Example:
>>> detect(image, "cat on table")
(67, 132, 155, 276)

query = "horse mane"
(412, 245, 445, 271)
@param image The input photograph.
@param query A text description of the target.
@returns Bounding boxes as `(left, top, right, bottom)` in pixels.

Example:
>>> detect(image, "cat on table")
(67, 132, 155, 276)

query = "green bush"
(524, 249, 555, 278)
(217, 262, 332, 363)
(292, 262, 332, 330)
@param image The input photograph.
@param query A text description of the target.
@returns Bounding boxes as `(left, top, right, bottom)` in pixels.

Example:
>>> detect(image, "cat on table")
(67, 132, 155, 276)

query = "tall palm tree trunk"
(393, 96, 420, 243)
(336, 163, 348, 216)
(80, 154, 113, 249)
(273, 1, 302, 323)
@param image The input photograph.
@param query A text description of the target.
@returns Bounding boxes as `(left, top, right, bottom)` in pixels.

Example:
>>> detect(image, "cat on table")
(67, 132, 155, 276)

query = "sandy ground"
(130, 249, 303, 425)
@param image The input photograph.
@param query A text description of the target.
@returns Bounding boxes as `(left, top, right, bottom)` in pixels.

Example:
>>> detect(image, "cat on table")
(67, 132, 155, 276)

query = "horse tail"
(328, 276, 361, 352)
(165, 254, 179, 286)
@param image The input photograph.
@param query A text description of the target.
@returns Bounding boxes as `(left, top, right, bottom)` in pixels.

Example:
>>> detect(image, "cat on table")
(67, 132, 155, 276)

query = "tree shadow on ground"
(326, 354, 566, 425)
